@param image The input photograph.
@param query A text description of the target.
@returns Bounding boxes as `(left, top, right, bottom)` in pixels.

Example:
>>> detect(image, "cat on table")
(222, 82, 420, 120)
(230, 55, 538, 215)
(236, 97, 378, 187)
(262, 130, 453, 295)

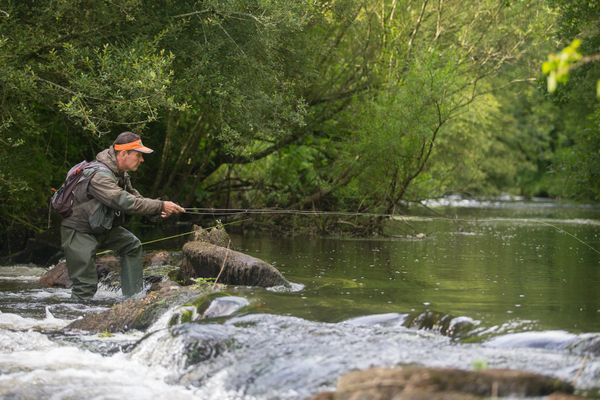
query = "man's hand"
(161, 201, 185, 218)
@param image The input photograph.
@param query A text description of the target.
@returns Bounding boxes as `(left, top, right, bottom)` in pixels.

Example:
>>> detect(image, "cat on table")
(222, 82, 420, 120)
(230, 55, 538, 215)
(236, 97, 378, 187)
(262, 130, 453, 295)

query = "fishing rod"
(183, 207, 404, 218)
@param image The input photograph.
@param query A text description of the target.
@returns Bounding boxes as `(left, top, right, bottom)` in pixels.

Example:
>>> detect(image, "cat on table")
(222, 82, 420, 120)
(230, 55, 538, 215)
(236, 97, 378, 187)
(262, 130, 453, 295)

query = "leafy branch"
(542, 39, 600, 97)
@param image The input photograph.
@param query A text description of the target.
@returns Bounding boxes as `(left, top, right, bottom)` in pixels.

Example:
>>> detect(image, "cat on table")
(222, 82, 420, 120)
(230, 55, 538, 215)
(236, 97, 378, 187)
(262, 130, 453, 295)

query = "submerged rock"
(143, 250, 173, 267)
(201, 296, 249, 319)
(313, 366, 577, 400)
(166, 294, 251, 326)
(342, 313, 407, 327)
(181, 241, 290, 288)
(403, 310, 478, 339)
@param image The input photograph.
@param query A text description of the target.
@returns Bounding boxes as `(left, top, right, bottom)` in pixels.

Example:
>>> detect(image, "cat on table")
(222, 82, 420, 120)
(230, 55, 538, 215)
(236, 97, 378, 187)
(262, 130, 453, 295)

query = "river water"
(1, 197, 599, 399)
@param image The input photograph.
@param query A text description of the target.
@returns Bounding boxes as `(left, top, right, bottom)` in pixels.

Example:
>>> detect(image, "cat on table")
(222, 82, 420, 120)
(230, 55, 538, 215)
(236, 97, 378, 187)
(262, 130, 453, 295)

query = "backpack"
(50, 161, 109, 218)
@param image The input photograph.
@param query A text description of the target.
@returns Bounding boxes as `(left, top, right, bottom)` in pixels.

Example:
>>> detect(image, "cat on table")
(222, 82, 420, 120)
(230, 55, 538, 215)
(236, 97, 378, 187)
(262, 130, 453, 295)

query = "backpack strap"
(82, 161, 114, 199)
(84, 160, 112, 174)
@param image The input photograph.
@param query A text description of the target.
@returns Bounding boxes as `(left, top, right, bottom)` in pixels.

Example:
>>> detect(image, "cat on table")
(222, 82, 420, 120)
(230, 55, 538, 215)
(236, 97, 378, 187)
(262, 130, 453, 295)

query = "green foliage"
(471, 359, 488, 371)
(98, 330, 114, 338)
(335, 0, 552, 212)
(542, 39, 584, 94)
(193, 277, 217, 288)
(53, 43, 180, 134)
(541, 0, 600, 200)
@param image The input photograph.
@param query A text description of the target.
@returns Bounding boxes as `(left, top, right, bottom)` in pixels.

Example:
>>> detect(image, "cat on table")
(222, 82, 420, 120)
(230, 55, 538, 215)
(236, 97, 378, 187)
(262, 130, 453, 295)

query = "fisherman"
(60, 131, 185, 300)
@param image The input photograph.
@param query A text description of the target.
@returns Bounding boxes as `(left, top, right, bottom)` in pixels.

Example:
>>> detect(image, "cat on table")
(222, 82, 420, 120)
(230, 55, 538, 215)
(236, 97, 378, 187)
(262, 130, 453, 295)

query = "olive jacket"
(61, 148, 163, 234)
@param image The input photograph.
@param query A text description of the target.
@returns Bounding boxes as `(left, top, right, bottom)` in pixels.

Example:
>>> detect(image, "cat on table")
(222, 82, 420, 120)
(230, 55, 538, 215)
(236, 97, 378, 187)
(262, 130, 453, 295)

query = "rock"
(201, 296, 249, 319)
(181, 241, 290, 288)
(65, 280, 198, 333)
(143, 250, 172, 266)
(404, 310, 452, 332)
(165, 293, 251, 326)
(547, 394, 587, 400)
(65, 282, 252, 333)
(311, 392, 335, 400)
(567, 334, 600, 356)
(314, 366, 575, 400)
(39, 255, 119, 288)
(402, 311, 477, 338)
(38, 261, 71, 288)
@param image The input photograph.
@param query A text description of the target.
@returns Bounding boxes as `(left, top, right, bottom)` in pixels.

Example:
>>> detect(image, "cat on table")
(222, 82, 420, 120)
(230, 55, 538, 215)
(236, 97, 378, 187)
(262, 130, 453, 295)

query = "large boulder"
(181, 241, 290, 288)
(39, 255, 120, 288)
(313, 366, 577, 400)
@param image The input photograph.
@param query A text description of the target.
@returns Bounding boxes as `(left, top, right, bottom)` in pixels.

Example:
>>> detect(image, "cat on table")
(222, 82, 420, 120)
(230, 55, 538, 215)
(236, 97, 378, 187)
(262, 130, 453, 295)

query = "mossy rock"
(313, 366, 577, 400)
(181, 241, 290, 288)
(65, 281, 215, 333)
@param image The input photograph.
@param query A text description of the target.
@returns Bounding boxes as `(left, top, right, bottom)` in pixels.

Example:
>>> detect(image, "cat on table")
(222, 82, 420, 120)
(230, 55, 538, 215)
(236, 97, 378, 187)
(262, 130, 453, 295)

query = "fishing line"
(184, 207, 406, 218)
(95, 218, 248, 256)
(537, 221, 600, 257)
(183, 207, 600, 256)
(431, 216, 600, 256)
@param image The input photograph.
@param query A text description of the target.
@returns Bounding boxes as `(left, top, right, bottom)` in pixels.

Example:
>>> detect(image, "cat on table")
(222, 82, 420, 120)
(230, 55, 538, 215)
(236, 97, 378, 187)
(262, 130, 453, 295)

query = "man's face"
(117, 150, 144, 172)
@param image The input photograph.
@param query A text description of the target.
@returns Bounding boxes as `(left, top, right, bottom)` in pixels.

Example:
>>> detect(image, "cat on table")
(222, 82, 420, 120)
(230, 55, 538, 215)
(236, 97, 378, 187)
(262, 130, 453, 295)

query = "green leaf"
(547, 74, 557, 93)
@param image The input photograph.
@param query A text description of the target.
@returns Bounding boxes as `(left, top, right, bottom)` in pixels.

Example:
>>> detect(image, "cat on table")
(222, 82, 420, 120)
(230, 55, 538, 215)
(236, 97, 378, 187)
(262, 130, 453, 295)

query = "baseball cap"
(113, 131, 154, 154)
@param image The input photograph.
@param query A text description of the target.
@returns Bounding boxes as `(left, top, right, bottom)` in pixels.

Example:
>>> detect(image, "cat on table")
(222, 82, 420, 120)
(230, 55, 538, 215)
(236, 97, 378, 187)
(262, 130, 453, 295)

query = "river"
(1, 197, 599, 399)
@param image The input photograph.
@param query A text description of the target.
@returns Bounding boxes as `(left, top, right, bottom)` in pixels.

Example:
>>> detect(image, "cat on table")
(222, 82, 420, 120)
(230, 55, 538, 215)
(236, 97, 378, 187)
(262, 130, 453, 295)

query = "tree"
(541, 0, 600, 200)
(335, 0, 553, 213)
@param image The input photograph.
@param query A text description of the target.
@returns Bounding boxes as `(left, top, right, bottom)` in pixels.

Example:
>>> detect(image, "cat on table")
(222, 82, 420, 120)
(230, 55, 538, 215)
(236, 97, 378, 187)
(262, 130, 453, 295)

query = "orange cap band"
(114, 140, 143, 151)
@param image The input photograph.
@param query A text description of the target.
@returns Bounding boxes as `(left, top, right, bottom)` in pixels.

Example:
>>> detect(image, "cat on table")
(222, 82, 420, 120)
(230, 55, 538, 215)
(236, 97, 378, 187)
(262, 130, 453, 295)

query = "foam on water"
(420, 194, 597, 210)
(0, 264, 48, 282)
(0, 304, 598, 399)
(0, 329, 56, 353)
(2, 287, 72, 300)
(0, 340, 199, 400)
(485, 330, 579, 350)
(0, 307, 72, 331)
(127, 314, 600, 399)
(267, 282, 305, 293)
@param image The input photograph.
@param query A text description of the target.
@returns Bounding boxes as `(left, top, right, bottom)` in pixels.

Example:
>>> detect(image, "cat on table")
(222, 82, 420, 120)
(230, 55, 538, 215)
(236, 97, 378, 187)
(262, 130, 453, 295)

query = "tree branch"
(290, 155, 361, 209)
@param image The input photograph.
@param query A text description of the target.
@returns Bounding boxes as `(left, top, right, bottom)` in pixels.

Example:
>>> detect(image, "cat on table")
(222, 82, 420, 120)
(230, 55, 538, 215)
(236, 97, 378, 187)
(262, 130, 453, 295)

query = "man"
(60, 131, 185, 300)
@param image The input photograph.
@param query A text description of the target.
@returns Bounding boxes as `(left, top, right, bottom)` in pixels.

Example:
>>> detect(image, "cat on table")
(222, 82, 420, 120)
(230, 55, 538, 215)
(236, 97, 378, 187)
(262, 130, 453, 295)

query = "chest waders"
(60, 168, 144, 300)
(61, 226, 144, 299)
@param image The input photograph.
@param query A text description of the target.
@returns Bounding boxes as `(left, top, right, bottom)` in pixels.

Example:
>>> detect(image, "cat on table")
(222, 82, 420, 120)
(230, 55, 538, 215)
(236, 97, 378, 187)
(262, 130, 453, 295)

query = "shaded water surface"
(0, 199, 599, 399)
